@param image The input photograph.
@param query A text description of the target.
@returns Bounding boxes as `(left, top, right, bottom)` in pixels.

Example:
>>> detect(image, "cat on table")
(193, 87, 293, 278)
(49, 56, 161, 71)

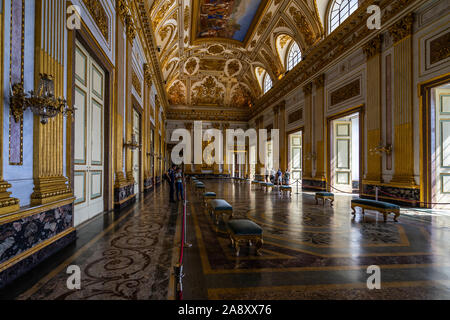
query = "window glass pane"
(263, 73, 272, 94)
(287, 42, 301, 71)
(329, 0, 359, 33)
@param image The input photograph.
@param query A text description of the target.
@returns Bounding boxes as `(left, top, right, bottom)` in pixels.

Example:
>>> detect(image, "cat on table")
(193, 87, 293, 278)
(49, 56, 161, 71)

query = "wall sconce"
(123, 134, 141, 150)
(10, 74, 73, 124)
(370, 142, 392, 156)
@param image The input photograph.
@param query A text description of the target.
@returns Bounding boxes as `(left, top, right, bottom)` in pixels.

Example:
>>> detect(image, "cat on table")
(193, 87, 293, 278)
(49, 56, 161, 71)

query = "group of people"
(265, 168, 291, 185)
(165, 165, 184, 203)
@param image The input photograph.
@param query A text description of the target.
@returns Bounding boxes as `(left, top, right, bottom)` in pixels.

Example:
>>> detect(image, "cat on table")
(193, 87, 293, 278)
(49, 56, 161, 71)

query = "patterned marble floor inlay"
(8, 180, 450, 300)
(17, 190, 179, 300)
(183, 180, 450, 300)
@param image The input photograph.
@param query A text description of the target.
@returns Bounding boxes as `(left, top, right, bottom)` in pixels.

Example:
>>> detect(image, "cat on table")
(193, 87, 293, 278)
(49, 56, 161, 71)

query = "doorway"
(73, 41, 106, 226)
(329, 112, 361, 194)
(132, 108, 141, 198)
(288, 130, 303, 183)
(250, 145, 256, 180)
(431, 83, 450, 208)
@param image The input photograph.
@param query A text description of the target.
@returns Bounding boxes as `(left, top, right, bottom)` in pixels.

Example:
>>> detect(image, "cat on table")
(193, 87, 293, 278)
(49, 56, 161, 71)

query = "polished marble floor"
(2, 180, 450, 300)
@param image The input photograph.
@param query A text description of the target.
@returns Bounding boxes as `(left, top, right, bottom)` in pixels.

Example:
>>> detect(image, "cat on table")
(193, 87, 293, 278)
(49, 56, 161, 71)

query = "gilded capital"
(303, 82, 313, 95)
(116, 0, 129, 20)
(144, 63, 153, 86)
(389, 13, 414, 44)
(314, 74, 325, 88)
(125, 14, 137, 42)
(273, 105, 280, 115)
(363, 35, 382, 59)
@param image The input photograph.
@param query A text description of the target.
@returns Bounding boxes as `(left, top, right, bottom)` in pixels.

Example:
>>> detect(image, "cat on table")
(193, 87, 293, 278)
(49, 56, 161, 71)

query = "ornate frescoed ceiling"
(148, 0, 324, 121)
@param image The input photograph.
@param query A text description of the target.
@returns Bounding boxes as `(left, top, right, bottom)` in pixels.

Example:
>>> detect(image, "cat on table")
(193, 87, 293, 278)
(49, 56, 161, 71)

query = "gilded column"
(212, 123, 220, 174)
(31, 0, 72, 205)
(143, 63, 152, 189)
(114, 7, 128, 191)
(314, 74, 326, 182)
(222, 123, 230, 175)
(124, 15, 136, 186)
(256, 116, 265, 177)
(389, 14, 416, 186)
(302, 83, 313, 180)
(279, 102, 286, 171)
(363, 36, 383, 184)
(0, 2, 20, 214)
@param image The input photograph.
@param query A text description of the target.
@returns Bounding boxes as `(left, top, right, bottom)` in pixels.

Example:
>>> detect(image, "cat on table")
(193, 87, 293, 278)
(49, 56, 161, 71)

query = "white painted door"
(289, 132, 302, 181)
(73, 41, 105, 226)
(132, 109, 141, 198)
(435, 88, 450, 208)
(334, 121, 352, 193)
(250, 145, 256, 180)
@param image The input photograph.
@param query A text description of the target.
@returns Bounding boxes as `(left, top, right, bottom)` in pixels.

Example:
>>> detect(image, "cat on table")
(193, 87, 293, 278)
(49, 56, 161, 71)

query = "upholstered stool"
(203, 192, 216, 206)
(263, 182, 274, 192)
(209, 199, 233, 224)
(195, 183, 205, 195)
(280, 185, 292, 197)
(227, 219, 263, 257)
(315, 192, 335, 207)
(351, 199, 400, 222)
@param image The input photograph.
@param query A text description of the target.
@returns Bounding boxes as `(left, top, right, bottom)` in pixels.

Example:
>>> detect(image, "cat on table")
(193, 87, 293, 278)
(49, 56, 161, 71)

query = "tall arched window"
(287, 42, 301, 71)
(263, 73, 272, 94)
(329, 0, 358, 33)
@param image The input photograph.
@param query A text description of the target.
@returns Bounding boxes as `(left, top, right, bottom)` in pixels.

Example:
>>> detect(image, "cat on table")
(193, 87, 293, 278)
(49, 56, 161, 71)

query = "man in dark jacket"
(165, 165, 176, 203)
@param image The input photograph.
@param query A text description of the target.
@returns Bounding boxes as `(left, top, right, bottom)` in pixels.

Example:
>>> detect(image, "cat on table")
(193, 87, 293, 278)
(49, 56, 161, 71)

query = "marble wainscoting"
(362, 184, 421, 207)
(0, 202, 75, 288)
(114, 184, 136, 210)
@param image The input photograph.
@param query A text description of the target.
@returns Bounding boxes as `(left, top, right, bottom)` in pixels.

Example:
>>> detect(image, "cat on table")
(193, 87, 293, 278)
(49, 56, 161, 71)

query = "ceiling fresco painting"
(149, 0, 324, 121)
(196, 0, 264, 42)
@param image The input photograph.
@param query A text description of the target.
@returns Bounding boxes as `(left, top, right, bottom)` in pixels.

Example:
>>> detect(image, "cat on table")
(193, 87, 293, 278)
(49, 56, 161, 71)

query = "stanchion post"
(375, 186, 379, 201)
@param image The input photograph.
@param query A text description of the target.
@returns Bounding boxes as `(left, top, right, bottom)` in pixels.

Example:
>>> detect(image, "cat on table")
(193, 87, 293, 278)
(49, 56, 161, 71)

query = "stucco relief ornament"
(191, 76, 224, 105)
(184, 58, 198, 75)
(226, 60, 241, 77)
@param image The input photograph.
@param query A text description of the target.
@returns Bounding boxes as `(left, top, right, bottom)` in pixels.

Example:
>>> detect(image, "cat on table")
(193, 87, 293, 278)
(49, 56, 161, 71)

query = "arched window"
(329, 0, 358, 33)
(287, 42, 301, 71)
(263, 73, 272, 94)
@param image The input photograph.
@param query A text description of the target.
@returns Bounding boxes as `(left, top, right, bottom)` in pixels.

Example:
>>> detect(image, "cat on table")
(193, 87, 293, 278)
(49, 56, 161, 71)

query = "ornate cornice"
(249, 0, 417, 120)
(388, 13, 414, 44)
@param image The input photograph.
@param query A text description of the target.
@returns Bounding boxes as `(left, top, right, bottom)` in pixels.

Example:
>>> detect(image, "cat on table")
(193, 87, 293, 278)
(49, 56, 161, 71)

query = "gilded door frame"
(419, 73, 450, 208)
(67, 14, 115, 213)
(131, 97, 143, 194)
(326, 104, 365, 194)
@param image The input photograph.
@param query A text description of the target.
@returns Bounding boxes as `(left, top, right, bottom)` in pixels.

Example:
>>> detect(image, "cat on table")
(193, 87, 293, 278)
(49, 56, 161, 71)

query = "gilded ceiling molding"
(388, 13, 414, 44)
(250, 0, 413, 119)
(288, 6, 316, 46)
(363, 35, 383, 59)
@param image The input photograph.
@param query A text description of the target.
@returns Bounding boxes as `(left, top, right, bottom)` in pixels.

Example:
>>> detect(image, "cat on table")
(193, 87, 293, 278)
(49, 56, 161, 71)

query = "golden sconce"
(123, 134, 141, 150)
(10, 74, 74, 124)
(370, 142, 393, 156)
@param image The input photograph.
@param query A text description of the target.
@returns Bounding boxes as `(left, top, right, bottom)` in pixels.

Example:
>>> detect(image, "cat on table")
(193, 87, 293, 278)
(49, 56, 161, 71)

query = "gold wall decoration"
(207, 44, 225, 55)
(330, 79, 360, 106)
(168, 81, 186, 105)
(116, 0, 129, 20)
(288, 109, 303, 124)
(191, 76, 224, 105)
(231, 84, 252, 108)
(388, 13, 414, 44)
(303, 82, 313, 95)
(278, 34, 292, 49)
(289, 7, 315, 46)
(261, 50, 280, 77)
(132, 71, 142, 97)
(159, 25, 171, 41)
(199, 59, 226, 71)
(226, 60, 241, 76)
(82, 0, 109, 42)
(430, 31, 450, 65)
(184, 58, 198, 75)
(257, 11, 273, 36)
(184, 5, 190, 31)
(153, 0, 175, 30)
(314, 74, 325, 88)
